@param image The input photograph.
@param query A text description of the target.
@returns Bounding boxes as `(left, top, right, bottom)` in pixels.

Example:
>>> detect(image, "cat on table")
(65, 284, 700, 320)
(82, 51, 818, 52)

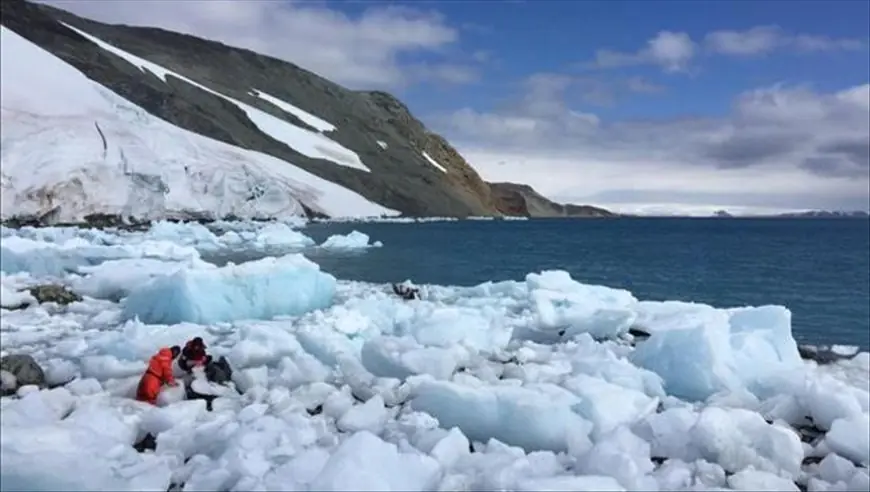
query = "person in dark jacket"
(178, 337, 211, 373)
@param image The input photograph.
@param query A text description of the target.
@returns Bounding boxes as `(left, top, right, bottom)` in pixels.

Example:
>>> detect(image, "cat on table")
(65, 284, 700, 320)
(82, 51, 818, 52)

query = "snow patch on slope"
(62, 23, 369, 173)
(250, 89, 336, 133)
(422, 152, 448, 173)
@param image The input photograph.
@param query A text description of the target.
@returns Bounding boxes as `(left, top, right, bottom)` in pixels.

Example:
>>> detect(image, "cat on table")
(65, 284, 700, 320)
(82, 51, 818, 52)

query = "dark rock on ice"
(27, 284, 82, 305)
(392, 283, 421, 301)
(797, 344, 860, 365)
(133, 433, 157, 453)
(628, 326, 652, 340)
(0, 354, 46, 395)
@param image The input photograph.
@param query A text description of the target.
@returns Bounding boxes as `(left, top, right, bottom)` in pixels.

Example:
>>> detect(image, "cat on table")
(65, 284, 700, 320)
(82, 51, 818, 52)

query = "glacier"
(0, 26, 397, 223)
(0, 219, 868, 492)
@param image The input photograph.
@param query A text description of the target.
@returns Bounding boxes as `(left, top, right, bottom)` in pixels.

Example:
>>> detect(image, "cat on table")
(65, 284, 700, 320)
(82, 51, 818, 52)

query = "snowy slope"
(0, 26, 397, 222)
(62, 23, 371, 173)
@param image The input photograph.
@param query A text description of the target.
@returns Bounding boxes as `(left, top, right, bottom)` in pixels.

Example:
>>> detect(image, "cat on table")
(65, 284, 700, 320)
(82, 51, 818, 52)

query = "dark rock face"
(1, 0, 505, 218)
(488, 182, 616, 218)
(28, 284, 83, 305)
(1, 354, 46, 395)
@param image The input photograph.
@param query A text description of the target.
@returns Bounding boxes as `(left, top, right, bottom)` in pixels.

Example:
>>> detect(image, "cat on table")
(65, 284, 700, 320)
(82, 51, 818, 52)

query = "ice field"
(1, 220, 869, 492)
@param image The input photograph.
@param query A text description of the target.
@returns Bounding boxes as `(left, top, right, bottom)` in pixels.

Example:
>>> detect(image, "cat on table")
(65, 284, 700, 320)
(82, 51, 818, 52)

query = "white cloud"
(590, 31, 698, 73)
(706, 26, 867, 56)
(36, 0, 479, 89)
(437, 78, 870, 215)
(588, 26, 866, 72)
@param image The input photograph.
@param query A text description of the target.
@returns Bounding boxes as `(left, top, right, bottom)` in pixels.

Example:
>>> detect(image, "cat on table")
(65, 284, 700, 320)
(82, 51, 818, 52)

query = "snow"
(63, 23, 370, 173)
(421, 151, 448, 173)
(1, 221, 869, 492)
(0, 25, 396, 223)
(250, 89, 336, 133)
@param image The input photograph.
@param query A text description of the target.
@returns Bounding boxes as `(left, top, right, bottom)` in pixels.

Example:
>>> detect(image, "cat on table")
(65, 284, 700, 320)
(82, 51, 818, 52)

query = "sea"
(212, 218, 870, 350)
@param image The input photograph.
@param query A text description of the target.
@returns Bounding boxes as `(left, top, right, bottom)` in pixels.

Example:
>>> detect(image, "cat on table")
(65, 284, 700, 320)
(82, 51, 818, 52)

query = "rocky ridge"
(0, 0, 611, 221)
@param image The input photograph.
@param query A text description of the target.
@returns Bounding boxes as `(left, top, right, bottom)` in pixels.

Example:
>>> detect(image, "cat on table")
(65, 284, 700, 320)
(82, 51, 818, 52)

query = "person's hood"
(155, 347, 174, 360)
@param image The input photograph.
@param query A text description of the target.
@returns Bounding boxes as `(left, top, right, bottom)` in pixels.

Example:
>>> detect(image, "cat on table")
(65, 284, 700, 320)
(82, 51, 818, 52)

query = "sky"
(39, 0, 870, 215)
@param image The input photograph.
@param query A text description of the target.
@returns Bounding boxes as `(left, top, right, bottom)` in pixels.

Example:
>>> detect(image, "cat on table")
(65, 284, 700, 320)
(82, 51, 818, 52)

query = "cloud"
(435, 77, 870, 215)
(705, 26, 867, 56)
(36, 0, 480, 89)
(588, 26, 866, 73)
(589, 31, 698, 73)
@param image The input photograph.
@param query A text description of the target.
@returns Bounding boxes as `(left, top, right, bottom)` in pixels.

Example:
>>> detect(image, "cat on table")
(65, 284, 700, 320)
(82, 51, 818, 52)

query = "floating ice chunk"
(516, 475, 626, 491)
(308, 431, 441, 491)
(429, 427, 470, 469)
(73, 257, 211, 300)
(691, 406, 804, 477)
(563, 374, 659, 439)
(631, 305, 803, 401)
(411, 379, 592, 453)
(145, 221, 222, 248)
(122, 254, 336, 324)
(1, 235, 202, 278)
(633, 407, 701, 463)
(727, 469, 800, 491)
(263, 447, 332, 491)
(320, 230, 382, 249)
(361, 336, 466, 381)
(826, 414, 870, 466)
(804, 375, 868, 430)
(525, 270, 638, 340)
(576, 426, 657, 490)
(0, 282, 35, 308)
(403, 306, 512, 352)
(337, 394, 388, 434)
(817, 453, 858, 484)
(248, 222, 315, 248)
(0, 401, 171, 491)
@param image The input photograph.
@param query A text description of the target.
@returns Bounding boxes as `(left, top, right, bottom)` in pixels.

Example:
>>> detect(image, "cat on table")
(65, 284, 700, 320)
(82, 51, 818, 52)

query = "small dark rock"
(802, 456, 823, 466)
(27, 284, 82, 305)
(307, 404, 323, 416)
(134, 433, 157, 453)
(798, 344, 859, 365)
(1, 354, 46, 395)
(651, 456, 668, 466)
(392, 283, 420, 301)
(628, 327, 652, 340)
(794, 424, 825, 444)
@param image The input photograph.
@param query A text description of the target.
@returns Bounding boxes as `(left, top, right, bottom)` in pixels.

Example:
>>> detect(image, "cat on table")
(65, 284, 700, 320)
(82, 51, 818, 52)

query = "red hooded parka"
(136, 347, 177, 405)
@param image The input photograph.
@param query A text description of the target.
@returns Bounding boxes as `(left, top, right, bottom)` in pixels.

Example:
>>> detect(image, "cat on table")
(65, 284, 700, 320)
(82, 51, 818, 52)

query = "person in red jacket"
(178, 337, 211, 373)
(136, 346, 181, 405)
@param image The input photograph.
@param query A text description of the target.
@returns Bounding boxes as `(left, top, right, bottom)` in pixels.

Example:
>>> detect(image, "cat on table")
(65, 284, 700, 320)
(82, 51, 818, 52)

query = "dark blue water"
(298, 218, 870, 349)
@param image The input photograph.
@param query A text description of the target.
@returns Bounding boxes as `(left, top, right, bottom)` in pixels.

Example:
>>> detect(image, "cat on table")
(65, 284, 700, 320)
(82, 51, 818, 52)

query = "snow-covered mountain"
(770, 210, 870, 219)
(0, 0, 542, 223)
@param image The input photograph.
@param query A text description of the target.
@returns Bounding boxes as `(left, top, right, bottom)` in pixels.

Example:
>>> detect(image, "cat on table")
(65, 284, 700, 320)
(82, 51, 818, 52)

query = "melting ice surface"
(1, 220, 868, 492)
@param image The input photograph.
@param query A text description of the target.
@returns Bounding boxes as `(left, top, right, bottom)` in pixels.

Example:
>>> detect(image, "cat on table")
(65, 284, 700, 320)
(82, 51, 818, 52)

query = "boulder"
(0, 354, 46, 395)
(27, 284, 82, 305)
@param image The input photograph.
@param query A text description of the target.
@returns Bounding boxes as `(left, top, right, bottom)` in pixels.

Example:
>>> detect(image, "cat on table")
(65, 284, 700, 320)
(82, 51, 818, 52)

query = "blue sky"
(390, 0, 870, 119)
(44, 0, 870, 215)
